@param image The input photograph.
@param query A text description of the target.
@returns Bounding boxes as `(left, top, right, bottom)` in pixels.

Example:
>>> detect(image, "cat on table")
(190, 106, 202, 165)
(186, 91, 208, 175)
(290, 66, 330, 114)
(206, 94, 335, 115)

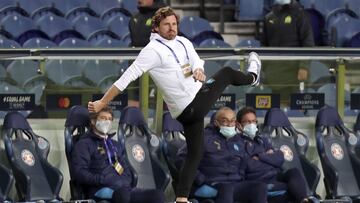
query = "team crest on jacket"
(132, 144, 145, 162)
(331, 143, 344, 160)
(280, 145, 293, 161)
(21, 149, 35, 166)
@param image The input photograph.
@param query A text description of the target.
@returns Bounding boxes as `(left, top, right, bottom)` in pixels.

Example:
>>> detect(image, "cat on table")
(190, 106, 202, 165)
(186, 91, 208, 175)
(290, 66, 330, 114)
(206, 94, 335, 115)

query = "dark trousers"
(214, 181, 268, 203)
(111, 188, 164, 203)
(273, 168, 308, 203)
(176, 67, 254, 197)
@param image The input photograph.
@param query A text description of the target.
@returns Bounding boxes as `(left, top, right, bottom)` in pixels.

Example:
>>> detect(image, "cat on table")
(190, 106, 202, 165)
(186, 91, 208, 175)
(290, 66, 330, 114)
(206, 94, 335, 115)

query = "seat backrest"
(117, 106, 170, 191)
(161, 111, 186, 184)
(64, 105, 90, 200)
(179, 16, 214, 40)
(2, 111, 63, 201)
(0, 163, 13, 202)
(235, 0, 265, 21)
(315, 106, 360, 198)
(261, 108, 320, 195)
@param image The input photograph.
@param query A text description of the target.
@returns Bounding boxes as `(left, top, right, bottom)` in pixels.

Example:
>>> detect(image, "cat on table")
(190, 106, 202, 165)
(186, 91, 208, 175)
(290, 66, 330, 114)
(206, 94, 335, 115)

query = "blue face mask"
(219, 126, 237, 138)
(243, 123, 258, 139)
(274, 0, 291, 5)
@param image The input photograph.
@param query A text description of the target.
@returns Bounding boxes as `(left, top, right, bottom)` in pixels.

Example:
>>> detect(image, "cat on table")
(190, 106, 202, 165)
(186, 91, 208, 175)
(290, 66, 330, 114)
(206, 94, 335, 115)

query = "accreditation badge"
(181, 63, 192, 77)
(113, 160, 124, 175)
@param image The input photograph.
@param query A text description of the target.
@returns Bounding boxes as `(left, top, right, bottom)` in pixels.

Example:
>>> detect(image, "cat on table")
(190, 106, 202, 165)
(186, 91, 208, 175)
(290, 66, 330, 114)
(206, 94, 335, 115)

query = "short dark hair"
(151, 6, 179, 31)
(236, 106, 256, 122)
(89, 106, 113, 121)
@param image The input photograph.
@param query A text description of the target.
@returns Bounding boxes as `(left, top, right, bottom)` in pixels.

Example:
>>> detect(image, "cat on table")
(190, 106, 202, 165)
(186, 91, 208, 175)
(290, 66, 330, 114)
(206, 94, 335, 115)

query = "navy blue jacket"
(241, 135, 284, 183)
(72, 130, 133, 198)
(178, 126, 247, 186)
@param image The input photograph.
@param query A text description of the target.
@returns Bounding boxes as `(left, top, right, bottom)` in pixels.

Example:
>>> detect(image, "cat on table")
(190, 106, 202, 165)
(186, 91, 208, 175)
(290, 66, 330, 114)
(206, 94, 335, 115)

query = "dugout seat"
(64, 105, 91, 200)
(315, 106, 360, 201)
(117, 106, 170, 191)
(0, 163, 13, 202)
(2, 111, 62, 201)
(261, 108, 320, 196)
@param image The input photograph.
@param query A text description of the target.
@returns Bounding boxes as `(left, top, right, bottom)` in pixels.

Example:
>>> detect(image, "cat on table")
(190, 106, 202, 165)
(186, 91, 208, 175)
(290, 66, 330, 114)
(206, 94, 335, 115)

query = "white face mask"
(274, 0, 291, 5)
(219, 126, 237, 138)
(95, 120, 112, 135)
(243, 123, 258, 139)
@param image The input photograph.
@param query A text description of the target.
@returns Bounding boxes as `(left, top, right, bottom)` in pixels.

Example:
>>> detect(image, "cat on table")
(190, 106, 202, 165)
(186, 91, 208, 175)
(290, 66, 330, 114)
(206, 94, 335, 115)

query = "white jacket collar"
(150, 33, 179, 43)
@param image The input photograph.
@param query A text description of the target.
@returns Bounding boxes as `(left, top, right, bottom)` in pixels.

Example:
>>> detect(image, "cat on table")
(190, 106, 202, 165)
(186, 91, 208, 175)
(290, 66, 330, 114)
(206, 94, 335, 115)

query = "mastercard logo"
(58, 97, 70, 108)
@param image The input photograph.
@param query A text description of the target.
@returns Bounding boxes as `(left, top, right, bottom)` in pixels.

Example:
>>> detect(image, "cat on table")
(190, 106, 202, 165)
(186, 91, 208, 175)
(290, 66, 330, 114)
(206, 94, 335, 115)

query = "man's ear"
(235, 122, 242, 130)
(214, 120, 220, 127)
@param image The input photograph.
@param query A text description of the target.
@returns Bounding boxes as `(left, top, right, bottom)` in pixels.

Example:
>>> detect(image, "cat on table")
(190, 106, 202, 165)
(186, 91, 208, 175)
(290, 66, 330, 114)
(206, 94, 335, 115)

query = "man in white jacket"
(88, 6, 261, 203)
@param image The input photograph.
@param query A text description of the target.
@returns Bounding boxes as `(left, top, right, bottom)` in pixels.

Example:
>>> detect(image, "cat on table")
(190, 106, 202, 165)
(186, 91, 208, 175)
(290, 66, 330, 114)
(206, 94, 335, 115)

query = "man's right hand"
(88, 100, 107, 113)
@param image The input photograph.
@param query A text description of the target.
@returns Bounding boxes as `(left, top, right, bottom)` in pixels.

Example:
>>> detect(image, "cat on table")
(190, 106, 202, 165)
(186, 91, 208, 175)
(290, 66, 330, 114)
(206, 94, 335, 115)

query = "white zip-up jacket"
(114, 33, 204, 118)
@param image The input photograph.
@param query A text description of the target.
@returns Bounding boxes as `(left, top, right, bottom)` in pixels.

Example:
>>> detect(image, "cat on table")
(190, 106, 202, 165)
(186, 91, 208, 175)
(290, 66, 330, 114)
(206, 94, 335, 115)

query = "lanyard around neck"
(103, 138, 119, 165)
(156, 39, 189, 65)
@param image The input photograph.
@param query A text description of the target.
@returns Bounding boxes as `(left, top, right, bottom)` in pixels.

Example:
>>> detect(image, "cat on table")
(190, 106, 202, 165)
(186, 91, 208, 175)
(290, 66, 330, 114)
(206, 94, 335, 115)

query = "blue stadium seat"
(22, 38, 57, 48)
(64, 105, 91, 200)
(36, 14, 84, 44)
(51, 0, 96, 20)
(88, 0, 131, 20)
(223, 59, 241, 70)
(203, 61, 222, 78)
(2, 111, 63, 201)
(121, 0, 138, 15)
(0, 163, 13, 202)
(0, 35, 21, 48)
(315, 106, 360, 200)
(346, 0, 360, 19)
(0, 13, 49, 45)
(16, 0, 62, 20)
(45, 60, 89, 87)
(179, 16, 223, 45)
(117, 106, 171, 190)
(106, 13, 131, 41)
(235, 39, 261, 47)
(261, 108, 320, 196)
(71, 14, 119, 42)
(91, 36, 128, 47)
(234, 0, 265, 21)
(58, 38, 92, 47)
(199, 38, 231, 48)
(299, 0, 314, 9)
(313, 0, 347, 17)
(324, 9, 359, 47)
(179, 16, 214, 39)
(308, 60, 331, 85)
(317, 83, 350, 107)
(6, 60, 48, 89)
(81, 60, 125, 91)
(0, 0, 27, 17)
(0, 81, 25, 94)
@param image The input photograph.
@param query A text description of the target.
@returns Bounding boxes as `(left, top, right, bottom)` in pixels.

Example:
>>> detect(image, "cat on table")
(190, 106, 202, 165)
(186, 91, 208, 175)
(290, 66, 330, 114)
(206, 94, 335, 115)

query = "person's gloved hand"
(194, 184, 218, 198)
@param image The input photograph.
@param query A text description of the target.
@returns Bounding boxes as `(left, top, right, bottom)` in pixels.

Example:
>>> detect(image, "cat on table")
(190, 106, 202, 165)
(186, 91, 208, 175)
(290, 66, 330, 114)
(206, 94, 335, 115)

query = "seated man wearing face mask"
(236, 106, 311, 203)
(71, 106, 165, 203)
(177, 107, 268, 203)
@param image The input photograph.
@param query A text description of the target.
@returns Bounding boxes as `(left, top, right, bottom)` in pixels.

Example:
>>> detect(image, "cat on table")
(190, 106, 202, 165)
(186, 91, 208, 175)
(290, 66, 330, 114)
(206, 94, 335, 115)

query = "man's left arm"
(258, 138, 284, 167)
